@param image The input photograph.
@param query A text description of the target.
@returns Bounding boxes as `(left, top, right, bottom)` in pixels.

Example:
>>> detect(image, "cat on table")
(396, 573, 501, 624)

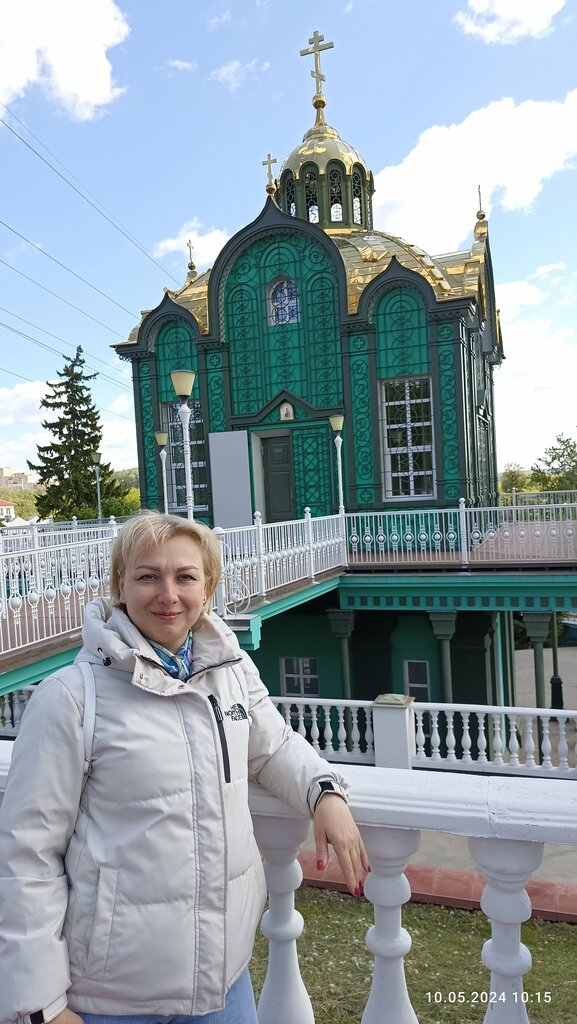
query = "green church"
(115, 32, 568, 713)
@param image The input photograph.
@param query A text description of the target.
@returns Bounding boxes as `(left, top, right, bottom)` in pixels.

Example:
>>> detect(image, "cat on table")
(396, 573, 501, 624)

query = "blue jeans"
(80, 968, 258, 1024)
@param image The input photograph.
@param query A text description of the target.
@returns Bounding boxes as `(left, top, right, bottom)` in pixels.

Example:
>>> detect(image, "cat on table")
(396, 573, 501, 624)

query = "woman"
(0, 511, 368, 1024)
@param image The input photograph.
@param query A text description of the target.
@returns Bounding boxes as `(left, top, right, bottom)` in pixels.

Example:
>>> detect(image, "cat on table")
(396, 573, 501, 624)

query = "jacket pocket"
(208, 694, 231, 783)
(84, 866, 118, 981)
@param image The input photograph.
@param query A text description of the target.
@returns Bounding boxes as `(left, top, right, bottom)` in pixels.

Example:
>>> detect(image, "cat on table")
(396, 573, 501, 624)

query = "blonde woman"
(0, 511, 368, 1024)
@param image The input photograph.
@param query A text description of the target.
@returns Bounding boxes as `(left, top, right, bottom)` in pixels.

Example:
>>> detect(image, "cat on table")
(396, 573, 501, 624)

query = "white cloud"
(532, 262, 566, 279)
(0, 430, 53, 472)
(344, 2, 354, 12)
(208, 11, 231, 30)
(496, 280, 546, 323)
(0, 381, 47, 427)
(495, 318, 577, 468)
(372, 88, 577, 255)
(454, 0, 565, 45)
(152, 218, 231, 267)
(0, 0, 129, 120)
(209, 58, 269, 93)
(166, 58, 198, 73)
(101, 416, 138, 470)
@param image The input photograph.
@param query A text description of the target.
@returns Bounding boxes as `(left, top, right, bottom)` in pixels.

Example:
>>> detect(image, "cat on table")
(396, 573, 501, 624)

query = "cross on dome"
(299, 30, 334, 99)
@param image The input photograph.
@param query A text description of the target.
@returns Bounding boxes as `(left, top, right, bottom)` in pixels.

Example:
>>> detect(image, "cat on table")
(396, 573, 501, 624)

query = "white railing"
(0, 686, 35, 735)
(501, 489, 577, 507)
(0, 753, 573, 1022)
(249, 767, 577, 1024)
(0, 537, 112, 654)
(274, 697, 374, 764)
(346, 499, 577, 567)
(413, 702, 577, 777)
(0, 516, 120, 553)
(272, 696, 577, 778)
(214, 509, 344, 616)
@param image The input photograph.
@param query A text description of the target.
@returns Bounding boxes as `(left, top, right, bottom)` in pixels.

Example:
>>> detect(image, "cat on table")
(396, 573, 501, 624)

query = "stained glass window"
(353, 170, 363, 224)
(268, 278, 300, 325)
(304, 168, 319, 223)
(329, 167, 343, 222)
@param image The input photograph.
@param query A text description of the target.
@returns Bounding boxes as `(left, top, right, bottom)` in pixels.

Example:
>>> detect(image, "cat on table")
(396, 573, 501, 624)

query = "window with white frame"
(267, 278, 300, 326)
(380, 377, 435, 498)
(280, 656, 319, 698)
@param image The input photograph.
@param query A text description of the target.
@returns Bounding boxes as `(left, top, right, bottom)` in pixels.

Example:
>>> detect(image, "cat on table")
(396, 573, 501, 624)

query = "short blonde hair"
(109, 510, 222, 613)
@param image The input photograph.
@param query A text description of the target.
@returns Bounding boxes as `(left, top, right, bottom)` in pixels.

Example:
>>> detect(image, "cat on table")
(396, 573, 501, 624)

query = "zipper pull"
(208, 694, 223, 722)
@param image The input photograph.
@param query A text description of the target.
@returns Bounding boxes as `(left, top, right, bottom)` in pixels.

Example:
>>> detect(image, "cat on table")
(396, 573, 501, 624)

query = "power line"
(0, 219, 138, 318)
(0, 306, 131, 380)
(0, 110, 182, 286)
(0, 257, 126, 338)
(0, 364, 135, 422)
(0, 320, 130, 391)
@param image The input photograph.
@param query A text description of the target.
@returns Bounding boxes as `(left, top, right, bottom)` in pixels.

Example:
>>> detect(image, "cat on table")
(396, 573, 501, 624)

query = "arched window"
(304, 167, 319, 223)
(329, 167, 343, 222)
(285, 174, 296, 217)
(352, 170, 363, 225)
(267, 278, 300, 325)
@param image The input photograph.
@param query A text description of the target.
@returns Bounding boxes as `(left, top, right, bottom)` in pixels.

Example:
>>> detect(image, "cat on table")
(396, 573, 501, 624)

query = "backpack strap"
(77, 661, 96, 783)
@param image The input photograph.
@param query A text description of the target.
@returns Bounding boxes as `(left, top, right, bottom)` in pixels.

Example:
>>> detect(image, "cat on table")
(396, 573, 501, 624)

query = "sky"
(0, 0, 576, 478)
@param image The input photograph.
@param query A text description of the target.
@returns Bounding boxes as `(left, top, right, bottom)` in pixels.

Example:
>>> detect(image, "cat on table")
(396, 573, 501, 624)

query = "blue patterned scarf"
(148, 632, 194, 681)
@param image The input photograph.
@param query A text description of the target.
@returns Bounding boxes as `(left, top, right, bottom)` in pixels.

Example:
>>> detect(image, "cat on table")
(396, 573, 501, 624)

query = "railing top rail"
(413, 701, 577, 718)
(271, 696, 373, 709)
(250, 763, 577, 844)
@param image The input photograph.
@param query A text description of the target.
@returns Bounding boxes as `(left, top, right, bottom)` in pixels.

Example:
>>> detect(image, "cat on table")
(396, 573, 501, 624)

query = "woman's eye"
(138, 574, 156, 581)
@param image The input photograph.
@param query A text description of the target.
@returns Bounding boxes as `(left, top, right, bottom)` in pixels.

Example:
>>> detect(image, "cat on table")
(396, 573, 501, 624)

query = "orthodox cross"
(262, 153, 277, 191)
(299, 30, 334, 98)
(186, 238, 196, 271)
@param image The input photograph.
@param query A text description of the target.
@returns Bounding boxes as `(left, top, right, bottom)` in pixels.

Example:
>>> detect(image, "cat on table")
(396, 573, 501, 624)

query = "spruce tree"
(28, 346, 122, 520)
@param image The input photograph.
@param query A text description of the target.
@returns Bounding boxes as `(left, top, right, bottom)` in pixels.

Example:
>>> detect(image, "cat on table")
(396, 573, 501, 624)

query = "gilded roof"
(117, 217, 489, 346)
(279, 104, 368, 179)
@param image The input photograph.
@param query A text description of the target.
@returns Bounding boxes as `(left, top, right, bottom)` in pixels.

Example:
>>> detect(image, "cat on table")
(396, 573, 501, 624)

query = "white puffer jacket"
(0, 599, 347, 1021)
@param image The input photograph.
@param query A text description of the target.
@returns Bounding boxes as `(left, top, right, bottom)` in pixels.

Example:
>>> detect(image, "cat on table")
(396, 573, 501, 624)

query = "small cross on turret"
(262, 152, 277, 195)
(299, 30, 334, 99)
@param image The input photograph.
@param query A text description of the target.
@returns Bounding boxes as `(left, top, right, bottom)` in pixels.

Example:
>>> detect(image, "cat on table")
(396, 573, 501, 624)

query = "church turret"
(276, 31, 374, 230)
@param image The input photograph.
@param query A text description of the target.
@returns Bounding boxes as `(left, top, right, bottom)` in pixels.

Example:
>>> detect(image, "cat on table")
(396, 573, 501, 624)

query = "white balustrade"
(275, 697, 374, 764)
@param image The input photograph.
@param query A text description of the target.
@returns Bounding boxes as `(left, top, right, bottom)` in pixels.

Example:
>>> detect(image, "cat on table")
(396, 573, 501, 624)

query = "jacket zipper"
(208, 695, 231, 783)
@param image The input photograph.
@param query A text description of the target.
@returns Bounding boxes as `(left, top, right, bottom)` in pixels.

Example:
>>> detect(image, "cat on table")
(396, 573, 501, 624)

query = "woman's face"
(120, 535, 207, 652)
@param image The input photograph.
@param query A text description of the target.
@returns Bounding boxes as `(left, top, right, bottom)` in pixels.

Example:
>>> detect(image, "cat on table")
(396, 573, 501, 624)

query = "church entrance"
(262, 436, 295, 523)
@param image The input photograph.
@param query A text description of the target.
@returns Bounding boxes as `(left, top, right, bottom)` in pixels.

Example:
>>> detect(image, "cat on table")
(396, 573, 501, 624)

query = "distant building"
(0, 499, 16, 520)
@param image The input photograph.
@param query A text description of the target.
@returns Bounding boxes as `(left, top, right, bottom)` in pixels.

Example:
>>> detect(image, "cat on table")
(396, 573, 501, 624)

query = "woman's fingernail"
(354, 886, 360, 897)
(317, 859, 324, 871)
(368, 865, 372, 872)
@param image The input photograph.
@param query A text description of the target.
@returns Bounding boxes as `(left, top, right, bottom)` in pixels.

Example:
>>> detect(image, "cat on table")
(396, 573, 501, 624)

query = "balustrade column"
(252, 811, 315, 1024)
(469, 837, 544, 1023)
(359, 825, 420, 1024)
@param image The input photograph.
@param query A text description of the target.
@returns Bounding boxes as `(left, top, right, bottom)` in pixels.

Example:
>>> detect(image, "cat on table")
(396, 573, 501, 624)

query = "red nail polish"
(317, 859, 324, 871)
(354, 886, 360, 897)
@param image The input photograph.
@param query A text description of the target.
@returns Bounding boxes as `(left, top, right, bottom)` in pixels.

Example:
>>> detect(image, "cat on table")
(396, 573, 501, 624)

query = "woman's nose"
(157, 578, 178, 603)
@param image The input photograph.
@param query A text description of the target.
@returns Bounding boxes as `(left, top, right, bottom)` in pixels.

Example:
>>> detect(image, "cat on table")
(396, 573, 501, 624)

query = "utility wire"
(0, 320, 130, 391)
(0, 364, 134, 422)
(0, 111, 182, 286)
(0, 219, 138, 318)
(0, 257, 126, 338)
(0, 305, 131, 380)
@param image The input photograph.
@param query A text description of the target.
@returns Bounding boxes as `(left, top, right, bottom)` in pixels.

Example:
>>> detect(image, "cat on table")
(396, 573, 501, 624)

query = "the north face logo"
(225, 703, 248, 721)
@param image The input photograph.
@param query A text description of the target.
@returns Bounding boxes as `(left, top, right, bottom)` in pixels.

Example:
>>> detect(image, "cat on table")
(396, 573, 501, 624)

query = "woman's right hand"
(49, 1010, 84, 1024)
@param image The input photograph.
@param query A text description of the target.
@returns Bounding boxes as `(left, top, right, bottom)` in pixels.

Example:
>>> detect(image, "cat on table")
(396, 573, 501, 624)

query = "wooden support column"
(428, 612, 457, 703)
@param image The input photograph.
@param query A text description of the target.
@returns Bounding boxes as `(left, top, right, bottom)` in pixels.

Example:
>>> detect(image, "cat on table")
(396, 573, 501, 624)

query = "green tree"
(499, 462, 530, 493)
(0, 487, 44, 519)
(27, 346, 123, 520)
(531, 433, 577, 491)
(112, 467, 140, 492)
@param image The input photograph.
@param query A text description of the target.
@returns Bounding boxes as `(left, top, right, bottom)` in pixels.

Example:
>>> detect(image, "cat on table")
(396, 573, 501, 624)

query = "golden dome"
(279, 99, 369, 180)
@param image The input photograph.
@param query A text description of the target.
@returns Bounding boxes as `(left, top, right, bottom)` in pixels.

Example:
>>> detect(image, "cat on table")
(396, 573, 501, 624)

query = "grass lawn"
(250, 887, 576, 1023)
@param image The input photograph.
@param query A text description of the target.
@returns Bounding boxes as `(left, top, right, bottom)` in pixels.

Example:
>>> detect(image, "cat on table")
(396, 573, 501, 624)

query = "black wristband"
(30, 1013, 45, 1024)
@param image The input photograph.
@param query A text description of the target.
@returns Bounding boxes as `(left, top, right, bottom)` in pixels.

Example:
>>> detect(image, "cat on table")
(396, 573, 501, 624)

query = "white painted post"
(360, 825, 420, 1024)
(254, 511, 267, 599)
(469, 836, 544, 1023)
(252, 812, 315, 1024)
(211, 527, 228, 619)
(304, 507, 315, 583)
(459, 497, 469, 567)
(371, 696, 415, 769)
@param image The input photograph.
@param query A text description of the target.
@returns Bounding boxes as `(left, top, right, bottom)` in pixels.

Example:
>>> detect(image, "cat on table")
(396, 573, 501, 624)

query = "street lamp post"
(170, 369, 196, 521)
(329, 414, 345, 516)
(154, 432, 169, 514)
(91, 451, 103, 522)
